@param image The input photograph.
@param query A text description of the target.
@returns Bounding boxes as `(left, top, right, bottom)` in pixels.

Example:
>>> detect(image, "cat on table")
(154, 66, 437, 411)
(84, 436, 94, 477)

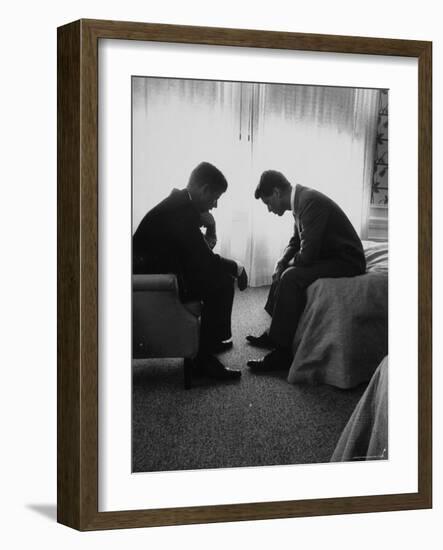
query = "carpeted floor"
(132, 286, 367, 472)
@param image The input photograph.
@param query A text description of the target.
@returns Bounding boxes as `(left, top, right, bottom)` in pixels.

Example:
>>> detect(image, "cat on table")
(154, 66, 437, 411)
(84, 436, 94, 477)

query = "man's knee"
(279, 267, 306, 289)
(220, 271, 235, 289)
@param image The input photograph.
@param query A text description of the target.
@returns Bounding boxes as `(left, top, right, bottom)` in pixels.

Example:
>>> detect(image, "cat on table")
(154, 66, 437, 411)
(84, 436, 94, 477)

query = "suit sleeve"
(172, 213, 237, 293)
(280, 223, 301, 264)
(293, 198, 330, 266)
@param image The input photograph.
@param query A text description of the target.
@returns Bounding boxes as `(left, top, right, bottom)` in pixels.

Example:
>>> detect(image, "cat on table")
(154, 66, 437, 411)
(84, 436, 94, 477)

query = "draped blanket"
(287, 241, 388, 389)
(331, 356, 388, 461)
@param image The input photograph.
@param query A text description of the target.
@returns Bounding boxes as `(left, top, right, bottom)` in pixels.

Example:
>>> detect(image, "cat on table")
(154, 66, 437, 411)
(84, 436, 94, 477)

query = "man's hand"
(237, 267, 248, 291)
(204, 234, 217, 249)
(199, 211, 216, 229)
(200, 211, 217, 249)
(272, 260, 287, 283)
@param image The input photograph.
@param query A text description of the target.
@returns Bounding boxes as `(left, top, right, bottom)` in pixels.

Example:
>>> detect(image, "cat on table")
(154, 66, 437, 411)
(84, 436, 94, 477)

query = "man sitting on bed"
(246, 170, 366, 372)
(133, 161, 248, 381)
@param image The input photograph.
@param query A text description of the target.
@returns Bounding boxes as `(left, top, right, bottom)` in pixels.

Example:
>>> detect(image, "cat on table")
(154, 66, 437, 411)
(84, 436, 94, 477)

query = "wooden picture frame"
(57, 19, 432, 530)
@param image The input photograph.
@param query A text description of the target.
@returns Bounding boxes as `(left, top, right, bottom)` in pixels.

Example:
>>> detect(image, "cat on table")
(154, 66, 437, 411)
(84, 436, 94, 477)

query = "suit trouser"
(184, 271, 235, 351)
(265, 260, 363, 349)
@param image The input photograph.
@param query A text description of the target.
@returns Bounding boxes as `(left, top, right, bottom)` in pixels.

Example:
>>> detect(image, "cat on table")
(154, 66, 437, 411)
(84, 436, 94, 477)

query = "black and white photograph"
(3, 0, 438, 543)
(131, 76, 389, 473)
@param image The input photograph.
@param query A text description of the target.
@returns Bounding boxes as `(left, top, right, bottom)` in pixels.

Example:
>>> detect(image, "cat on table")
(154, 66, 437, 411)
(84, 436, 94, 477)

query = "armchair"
(132, 274, 201, 389)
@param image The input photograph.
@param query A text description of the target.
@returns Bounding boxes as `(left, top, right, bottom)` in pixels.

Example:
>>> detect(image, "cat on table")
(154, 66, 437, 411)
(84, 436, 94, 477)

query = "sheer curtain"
(246, 84, 379, 284)
(132, 77, 244, 230)
(132, 77, 379, 286)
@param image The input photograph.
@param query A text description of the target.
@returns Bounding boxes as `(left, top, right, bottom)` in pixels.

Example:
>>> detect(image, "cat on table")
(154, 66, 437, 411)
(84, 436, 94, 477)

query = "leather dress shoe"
(247, 349, 291, 372)
(195, 354, 241, 380)
(246, 331, 274, 349)
(209, 340, 233, 354)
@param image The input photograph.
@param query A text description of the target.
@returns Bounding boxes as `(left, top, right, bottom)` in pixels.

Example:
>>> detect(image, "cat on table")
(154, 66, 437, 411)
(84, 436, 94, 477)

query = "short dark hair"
(188, 162, 228, 193)
(254, 170, 291, 199)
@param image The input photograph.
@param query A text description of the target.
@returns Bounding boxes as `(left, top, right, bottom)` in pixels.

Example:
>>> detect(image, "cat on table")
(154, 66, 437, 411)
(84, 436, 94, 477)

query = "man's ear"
(200, 183, 210, 196)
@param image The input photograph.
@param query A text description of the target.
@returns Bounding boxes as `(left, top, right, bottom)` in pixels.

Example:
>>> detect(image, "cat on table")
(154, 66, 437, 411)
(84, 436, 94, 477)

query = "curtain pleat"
(133, 78, 379, 287)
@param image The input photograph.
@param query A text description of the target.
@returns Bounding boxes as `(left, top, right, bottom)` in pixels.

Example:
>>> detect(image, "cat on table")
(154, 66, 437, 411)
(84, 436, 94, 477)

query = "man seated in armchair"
(133, 161, 248, 381)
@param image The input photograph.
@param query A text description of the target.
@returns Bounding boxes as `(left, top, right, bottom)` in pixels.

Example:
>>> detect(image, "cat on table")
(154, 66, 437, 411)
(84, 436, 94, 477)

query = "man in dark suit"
(133, 162, 248, 380)
(247, 170, 366, 372)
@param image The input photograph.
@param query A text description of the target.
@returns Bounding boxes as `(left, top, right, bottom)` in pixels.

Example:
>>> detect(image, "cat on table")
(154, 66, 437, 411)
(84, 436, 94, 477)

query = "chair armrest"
(133, 273, 201, 359)
(133, 273, 178, 292)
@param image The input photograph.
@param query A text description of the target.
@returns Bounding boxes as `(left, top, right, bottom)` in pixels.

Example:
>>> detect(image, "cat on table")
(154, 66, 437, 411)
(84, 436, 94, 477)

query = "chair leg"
(184, 358, 193, 390)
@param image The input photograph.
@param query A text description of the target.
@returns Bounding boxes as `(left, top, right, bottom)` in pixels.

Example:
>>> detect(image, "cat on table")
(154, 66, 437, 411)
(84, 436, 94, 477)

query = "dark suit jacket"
(133, 188, 237, 298)
(280, 184, 366, 272)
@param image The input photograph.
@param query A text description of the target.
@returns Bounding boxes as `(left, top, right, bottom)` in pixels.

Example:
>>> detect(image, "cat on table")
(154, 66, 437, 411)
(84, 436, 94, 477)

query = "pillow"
(362, 240, 388, 273)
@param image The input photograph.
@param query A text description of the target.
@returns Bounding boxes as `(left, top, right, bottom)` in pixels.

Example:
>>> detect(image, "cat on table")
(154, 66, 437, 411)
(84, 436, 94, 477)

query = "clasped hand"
(272, 260, 286, 283)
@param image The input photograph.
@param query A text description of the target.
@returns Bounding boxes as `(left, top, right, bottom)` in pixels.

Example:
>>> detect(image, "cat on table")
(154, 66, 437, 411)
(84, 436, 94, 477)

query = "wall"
(1, 1, 441, 548)
(368, 89, 389, 241)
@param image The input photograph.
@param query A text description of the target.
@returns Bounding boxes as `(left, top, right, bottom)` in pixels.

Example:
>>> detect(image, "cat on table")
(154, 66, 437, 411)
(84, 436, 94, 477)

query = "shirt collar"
(290, 185, 297, 212)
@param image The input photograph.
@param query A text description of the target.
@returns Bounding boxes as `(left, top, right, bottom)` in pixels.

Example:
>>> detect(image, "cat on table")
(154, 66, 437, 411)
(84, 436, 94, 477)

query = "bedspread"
(287, 241, 388, 389)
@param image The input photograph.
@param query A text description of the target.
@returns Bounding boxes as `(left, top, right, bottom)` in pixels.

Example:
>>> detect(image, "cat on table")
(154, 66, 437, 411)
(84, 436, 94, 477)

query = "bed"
(330, 356, 388, 461)
(287, 240, 388, 389)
